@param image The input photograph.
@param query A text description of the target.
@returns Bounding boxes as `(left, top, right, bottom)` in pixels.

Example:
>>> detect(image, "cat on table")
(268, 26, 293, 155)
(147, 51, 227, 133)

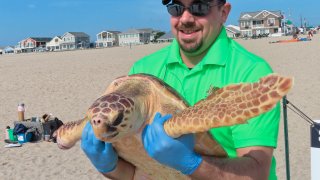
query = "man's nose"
(179, 9, 196, 23)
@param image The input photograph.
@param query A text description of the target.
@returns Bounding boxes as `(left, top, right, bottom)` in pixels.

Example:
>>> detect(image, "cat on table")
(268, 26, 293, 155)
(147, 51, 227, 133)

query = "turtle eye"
(112, 111, 123, 126)
(107, 125, 117, 132)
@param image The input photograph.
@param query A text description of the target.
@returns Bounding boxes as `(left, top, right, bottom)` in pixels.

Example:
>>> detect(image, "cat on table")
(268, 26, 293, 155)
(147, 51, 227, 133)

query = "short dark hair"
(162, 0, 226, 5)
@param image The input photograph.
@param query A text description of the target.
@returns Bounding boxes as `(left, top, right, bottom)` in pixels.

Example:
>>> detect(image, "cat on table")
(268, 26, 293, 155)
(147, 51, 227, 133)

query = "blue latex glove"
(142, 112, 202, 175)
(81, 122, 118, 173)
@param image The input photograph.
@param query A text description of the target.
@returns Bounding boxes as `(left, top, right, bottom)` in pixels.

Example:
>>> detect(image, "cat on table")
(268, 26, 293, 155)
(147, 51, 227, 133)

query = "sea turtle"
(54, 73, 293, 179)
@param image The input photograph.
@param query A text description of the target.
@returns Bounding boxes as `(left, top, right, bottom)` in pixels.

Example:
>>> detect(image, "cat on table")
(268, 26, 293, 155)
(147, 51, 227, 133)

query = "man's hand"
(142, 112, 203, 175)
(81, 122, 118, 173)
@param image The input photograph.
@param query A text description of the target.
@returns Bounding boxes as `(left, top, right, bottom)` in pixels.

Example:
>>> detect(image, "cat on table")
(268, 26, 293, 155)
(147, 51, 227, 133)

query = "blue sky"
(0, 0, 318, 46)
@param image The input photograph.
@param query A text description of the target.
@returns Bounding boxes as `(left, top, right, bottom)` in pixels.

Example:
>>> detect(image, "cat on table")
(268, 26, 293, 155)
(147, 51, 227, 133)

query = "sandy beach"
(0, 33, 319, 180)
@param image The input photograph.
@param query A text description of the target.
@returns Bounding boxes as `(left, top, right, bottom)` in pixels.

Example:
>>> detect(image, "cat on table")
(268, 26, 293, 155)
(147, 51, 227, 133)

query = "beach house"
(19, 37, 52, 52)
(139, 28, 160, 42)
(118, 29, 153, 46)
(95, 31, 121, 48)
(46, 36, 63, 51)
(239, 10, 283, 37)
(60, 32, 90, 50)
(2, 46, 15, 54)
(226, 25, 241, 38)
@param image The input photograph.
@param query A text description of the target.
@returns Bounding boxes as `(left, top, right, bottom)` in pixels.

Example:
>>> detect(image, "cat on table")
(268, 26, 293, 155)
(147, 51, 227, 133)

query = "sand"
(0, 33, 319, 180)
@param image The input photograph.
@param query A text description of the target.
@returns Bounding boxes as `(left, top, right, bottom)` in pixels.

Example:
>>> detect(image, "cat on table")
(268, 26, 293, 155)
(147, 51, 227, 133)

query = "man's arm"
(191, 146, 273, 180)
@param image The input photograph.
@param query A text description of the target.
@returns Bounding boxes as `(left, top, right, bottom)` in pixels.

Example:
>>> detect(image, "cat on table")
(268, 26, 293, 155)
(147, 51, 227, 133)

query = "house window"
(242, 30, 252, 37)
(253, 20, 263, 25)
(268, 18, 275, 26)
(241, 21, 251, 28)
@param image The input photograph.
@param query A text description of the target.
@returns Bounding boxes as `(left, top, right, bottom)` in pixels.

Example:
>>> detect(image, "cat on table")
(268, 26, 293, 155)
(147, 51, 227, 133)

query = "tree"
(152, 32, 166, 42)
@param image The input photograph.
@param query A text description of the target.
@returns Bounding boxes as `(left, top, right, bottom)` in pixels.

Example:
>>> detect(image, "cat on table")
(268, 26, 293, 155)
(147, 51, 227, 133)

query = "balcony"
(252, 24, 264, 28)
(96, 38, 115, 42)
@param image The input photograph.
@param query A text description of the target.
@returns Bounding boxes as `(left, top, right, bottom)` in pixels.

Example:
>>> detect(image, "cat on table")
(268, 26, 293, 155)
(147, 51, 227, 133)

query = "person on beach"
(81, 0, 280, 179)
(308, 30, 313, 40)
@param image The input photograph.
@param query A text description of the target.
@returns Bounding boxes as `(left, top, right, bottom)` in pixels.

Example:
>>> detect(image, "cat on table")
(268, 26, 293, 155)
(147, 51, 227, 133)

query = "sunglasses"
(166, 1, 221, 17)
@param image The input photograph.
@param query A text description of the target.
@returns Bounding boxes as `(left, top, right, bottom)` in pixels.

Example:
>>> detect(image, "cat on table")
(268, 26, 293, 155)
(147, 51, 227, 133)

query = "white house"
(60, 32, 90, 50)
(3, 46, 15, 54)
(226, 25, 241, 38)
(46, 36, 63, 51)
(95, 30, 121, 48)
(118, 29, 152, 46)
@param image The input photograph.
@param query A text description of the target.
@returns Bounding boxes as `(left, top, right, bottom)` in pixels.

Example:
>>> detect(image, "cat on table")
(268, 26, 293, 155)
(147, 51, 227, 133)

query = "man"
(81, 0, 280, 179)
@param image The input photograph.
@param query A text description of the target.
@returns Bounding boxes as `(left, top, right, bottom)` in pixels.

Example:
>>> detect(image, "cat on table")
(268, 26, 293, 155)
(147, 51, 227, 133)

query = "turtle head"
(87, 93, 141, 142)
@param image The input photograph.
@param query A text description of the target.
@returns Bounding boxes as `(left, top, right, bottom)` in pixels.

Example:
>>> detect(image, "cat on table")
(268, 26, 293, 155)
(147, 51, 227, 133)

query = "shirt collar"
(165, 26, 230, 66)
(202, 27, 229, 66)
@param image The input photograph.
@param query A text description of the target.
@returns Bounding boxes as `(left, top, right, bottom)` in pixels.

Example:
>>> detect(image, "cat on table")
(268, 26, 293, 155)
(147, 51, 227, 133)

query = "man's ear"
(220, 3, 231, 23)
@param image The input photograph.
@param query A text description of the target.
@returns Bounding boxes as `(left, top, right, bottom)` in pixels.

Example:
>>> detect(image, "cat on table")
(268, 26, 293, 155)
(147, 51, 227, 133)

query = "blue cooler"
(17, 132, 32, 143)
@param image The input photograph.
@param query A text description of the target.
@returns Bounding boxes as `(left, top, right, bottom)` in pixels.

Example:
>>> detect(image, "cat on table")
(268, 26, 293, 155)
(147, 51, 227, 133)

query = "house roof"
(48, 36, 62, 41)
(107, 30, 121, 34)
(226, 25, 240, 34)
(240, 10, 282, 20)
(28, 37, 52, 42)
(98, 30, 121, 35)
(67, 32, 90, 37)
(4, 46, 15, 50)
(137, 28, 154, 33)
(120, 28, 154, 34)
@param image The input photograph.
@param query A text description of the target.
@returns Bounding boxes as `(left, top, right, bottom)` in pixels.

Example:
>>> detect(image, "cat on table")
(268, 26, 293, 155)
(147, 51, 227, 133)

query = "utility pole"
(304, 18, 307, 34)
(282, 12, 287, 35)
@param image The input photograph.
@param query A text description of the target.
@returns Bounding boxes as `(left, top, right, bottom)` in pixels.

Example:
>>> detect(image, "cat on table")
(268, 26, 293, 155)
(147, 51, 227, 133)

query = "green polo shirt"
(129, 27, 280, 179)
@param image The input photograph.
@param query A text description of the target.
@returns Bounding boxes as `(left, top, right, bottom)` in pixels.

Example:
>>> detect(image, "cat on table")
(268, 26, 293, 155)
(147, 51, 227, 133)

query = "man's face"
(170, 0, 230, 55)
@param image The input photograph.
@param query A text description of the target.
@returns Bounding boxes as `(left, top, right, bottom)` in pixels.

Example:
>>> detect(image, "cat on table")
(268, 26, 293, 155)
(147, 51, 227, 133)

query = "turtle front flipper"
(164, 74, 293, 138)
(54, 116, 89, 149)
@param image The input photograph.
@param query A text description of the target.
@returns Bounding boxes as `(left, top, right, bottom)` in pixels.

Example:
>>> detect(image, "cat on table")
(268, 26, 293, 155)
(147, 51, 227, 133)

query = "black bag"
(13, 123, 38, 142)
(42, 117, 63, 143)
(13, 124, 28, 135)
(14, 121, 44, 141)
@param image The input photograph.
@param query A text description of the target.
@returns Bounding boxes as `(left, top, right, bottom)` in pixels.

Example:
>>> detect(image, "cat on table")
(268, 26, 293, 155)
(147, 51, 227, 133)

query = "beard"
(176, 22, 203, 53)
(178, 38, 203, 53)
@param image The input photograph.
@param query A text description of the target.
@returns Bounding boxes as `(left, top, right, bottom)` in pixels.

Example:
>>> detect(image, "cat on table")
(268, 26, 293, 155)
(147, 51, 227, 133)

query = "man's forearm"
(190, 154, 271, 180)
(102, 158, 135, 180)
